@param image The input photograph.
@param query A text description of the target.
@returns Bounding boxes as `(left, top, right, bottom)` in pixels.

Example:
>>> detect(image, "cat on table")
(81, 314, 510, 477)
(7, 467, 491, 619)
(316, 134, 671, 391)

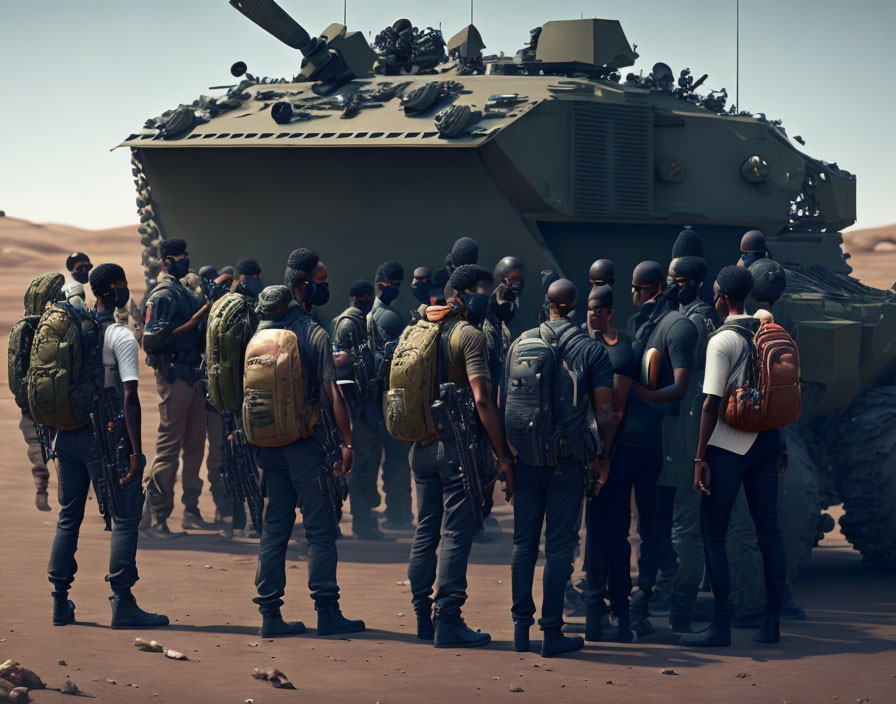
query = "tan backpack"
(241, 328, 318, 447)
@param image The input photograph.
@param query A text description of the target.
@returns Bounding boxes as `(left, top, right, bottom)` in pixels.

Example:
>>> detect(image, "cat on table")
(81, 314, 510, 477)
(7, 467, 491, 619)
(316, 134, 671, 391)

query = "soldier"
(625, 260, 699, 637)
(140, 238, 213, 537)
(737, 229, 771, 268)
(48, 263, 168, 629)
(62, 252, 93, 310)
(408, 264, 513, 648)
(588, 259, 615, 289)
(370, 260, 414, 530)
(507, 279, 615, 657)
(410, 266, 432, 307)
(252, 248, 364, 638)
(450, 237, 480, 269)
(488, 255, 526, 343)
(657, 230, 718, 633)
(333, 280, 389, 540)
(582, 283, 638, 642)
(685, 266, 787, 647)
(232, 258, 265, 298)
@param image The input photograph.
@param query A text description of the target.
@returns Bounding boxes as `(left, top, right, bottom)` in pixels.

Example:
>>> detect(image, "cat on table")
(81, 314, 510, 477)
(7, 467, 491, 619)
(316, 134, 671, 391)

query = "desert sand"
(1, 215, 894, 703)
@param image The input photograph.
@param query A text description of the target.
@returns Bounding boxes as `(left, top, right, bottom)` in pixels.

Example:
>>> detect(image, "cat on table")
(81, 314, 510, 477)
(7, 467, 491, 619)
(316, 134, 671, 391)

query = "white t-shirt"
(103, 322, 140, 387)
(702, 314, 758, 455)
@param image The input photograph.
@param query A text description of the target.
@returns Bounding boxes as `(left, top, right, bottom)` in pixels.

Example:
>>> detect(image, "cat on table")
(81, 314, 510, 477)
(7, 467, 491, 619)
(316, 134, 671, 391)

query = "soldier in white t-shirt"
(47, 263, 169, 630)
(682, 266, 786, 649)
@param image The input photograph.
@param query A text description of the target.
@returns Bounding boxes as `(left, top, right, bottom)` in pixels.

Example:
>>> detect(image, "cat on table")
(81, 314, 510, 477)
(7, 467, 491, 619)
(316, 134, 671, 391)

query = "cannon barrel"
(229, 0, 315, 54)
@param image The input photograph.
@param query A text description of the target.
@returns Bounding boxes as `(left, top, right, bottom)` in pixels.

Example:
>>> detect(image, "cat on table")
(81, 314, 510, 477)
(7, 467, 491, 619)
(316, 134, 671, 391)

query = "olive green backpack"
(206, 292, 259, 412)
(385, 317, 456, 442)
(7, 273, 65, 413)
(27, 303, 103, 431)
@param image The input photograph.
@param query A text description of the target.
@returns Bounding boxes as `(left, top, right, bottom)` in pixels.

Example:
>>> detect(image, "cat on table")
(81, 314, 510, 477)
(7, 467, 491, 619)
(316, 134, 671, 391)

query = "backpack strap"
(437, 315, 462, 388)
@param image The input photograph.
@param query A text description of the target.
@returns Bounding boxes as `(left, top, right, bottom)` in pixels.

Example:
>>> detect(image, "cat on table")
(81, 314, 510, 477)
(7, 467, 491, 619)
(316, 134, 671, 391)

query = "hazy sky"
(1, 0, 894, 231)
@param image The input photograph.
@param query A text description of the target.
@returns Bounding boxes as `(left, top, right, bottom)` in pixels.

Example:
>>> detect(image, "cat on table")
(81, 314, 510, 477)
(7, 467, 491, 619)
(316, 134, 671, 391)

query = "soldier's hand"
(335, 445, 354, 476)
(694, 459, 711, 495)
(593, 457, 610, 484)
(498, 458, 514, 502)
(333, 350, 351, 367)
(124, 453, 147, 485)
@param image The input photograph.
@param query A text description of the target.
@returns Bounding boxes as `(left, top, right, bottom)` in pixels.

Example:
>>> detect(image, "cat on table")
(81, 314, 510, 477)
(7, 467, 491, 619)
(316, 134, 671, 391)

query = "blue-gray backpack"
(504, 321, 589, 467)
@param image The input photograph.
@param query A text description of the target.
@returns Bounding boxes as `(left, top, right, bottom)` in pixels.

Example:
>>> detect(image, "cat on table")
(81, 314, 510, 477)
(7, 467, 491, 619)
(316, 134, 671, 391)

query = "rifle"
(220, 409, 264, 534)
(34, 423, 57, 466)
(313, 401, 349, 528)
(88, 387, 133, 531)
(431, 382, 497, 531)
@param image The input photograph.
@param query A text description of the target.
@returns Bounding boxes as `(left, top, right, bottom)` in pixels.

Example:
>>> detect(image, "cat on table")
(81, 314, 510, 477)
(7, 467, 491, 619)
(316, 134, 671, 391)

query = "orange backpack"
(722, 321, 801, 432)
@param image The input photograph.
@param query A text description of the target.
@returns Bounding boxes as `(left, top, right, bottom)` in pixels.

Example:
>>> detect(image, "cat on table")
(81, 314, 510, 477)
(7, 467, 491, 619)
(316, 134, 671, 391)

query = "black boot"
(585, 607, 603, 642)
(669, 614, 694, 634)
(630, 590, 655, 638)
(110, 593, 169, 629)
(752, 612, 780, 644)
(182, 506, 215, 530)
(53, 593, 76, 626)
(260, 610, 306, 637)
(513, 623, 530, 652)
(680, 620, 731, 647)
(614, 614, 635, 643)
(416, 611, 434, 641)
(316, 606, 365, 636)
(433, 613, 491, 648)
(541, 629, 584, 657)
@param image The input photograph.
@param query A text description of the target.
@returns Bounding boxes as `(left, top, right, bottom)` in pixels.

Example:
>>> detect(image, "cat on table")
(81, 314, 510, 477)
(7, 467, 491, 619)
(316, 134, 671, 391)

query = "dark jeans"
(584, 442, 663, 612)
(347, 407, 385, 532)
(382, 433, 413, 524)
(511, 461, 583, 630)
(48, 426, 144, 596)
(702, 430, 786, 619)
(254, 437, 339, 613)
(653, 484, 679, 595)
(408, 440, 475, 618)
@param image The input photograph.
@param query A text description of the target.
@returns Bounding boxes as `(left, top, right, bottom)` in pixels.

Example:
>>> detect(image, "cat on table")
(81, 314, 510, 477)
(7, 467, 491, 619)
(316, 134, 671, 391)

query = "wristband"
(344, 444, 353, 450)
(694, 458, 704, 463)
(500, 457, 513, 465)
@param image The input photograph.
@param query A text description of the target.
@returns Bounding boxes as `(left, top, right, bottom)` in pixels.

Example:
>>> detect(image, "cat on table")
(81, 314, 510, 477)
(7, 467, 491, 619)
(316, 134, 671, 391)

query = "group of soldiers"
(21, 226, 794, 655)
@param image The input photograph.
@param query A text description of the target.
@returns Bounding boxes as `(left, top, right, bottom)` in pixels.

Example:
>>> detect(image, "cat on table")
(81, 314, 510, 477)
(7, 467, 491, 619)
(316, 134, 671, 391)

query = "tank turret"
(229, 0, 375, 82)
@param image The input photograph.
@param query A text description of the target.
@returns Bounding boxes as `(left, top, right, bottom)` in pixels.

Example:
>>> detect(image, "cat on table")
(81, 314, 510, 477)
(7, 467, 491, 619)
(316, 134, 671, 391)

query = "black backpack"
(504, 321, 589, 467)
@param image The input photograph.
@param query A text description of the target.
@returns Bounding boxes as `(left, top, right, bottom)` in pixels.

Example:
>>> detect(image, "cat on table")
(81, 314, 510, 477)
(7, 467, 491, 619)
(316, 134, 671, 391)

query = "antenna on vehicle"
(343, 0, 346, 25)
(470, 0, 474, 24)
(736, 0, 740, 110)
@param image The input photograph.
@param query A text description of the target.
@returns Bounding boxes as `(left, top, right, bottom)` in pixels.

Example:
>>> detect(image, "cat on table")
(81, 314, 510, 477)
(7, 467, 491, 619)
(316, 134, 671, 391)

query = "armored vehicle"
(121, 0, 896, 616)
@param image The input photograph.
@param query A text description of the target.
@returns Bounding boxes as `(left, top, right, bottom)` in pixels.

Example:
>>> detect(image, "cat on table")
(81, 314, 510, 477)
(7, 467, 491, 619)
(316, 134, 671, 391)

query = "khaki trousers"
(19, 412, 50, 493)
(146, 372, 206, 520)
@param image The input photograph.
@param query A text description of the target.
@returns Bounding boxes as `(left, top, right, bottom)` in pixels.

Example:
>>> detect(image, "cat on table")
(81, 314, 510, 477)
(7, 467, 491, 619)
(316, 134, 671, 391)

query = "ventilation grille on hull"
(572, 102, 653, 217)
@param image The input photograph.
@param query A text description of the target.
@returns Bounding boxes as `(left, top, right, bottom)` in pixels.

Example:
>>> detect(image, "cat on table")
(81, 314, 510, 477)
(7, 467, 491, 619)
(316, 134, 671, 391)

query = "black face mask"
(492, 300, 515, 322)
(237, 278, 265, 299)
(662, 285, 680, 306)
(114, 286, 131, 309)
(740, 251, 765, 268)
(460, 292, 489, 326)
(411, 283, 430, 305)
(379, 285, 399, 306)
(72, 265, 91, 285)
(504, 280, 524, 303)
(354, 298, 373, 315)
(310, 281, 330, 307)
(168, 257, 190, 280)
(677, 281, 700, 306)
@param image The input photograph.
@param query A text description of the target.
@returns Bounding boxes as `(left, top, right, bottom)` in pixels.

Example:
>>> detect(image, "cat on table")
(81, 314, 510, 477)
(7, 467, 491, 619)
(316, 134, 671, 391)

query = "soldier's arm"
(122, 380, 142, 456)
(463, 326, 514, 499)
